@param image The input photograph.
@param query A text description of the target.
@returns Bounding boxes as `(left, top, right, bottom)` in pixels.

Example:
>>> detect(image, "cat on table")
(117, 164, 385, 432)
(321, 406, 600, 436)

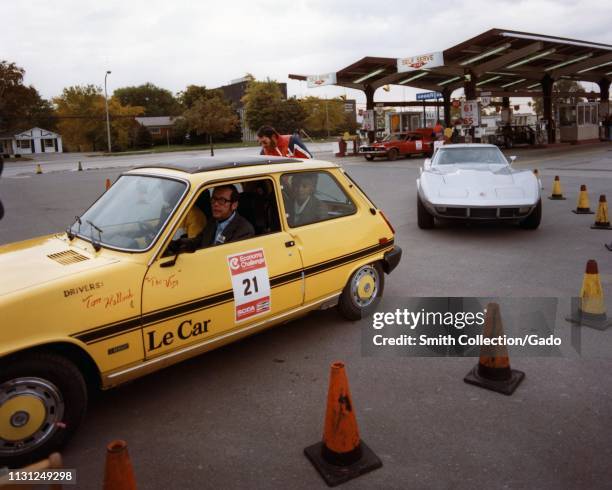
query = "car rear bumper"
(382, 245, 402, 274)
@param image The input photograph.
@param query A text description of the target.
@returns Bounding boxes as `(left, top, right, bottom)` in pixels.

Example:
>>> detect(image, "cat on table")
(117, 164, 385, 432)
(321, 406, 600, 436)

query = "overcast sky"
(2, 0, 610, 105)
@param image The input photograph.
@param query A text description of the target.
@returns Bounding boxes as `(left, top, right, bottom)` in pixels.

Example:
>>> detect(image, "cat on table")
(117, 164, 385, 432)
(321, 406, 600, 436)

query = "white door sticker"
(415, 140, 423, 151)
(227, 248, 271, 322)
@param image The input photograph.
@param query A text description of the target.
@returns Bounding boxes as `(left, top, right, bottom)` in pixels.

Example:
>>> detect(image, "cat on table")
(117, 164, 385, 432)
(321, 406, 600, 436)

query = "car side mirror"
(509, 155, 517, 164)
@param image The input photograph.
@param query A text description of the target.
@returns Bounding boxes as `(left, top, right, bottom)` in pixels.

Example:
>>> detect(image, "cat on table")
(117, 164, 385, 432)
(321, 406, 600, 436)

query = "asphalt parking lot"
(1, 143, 611, 489)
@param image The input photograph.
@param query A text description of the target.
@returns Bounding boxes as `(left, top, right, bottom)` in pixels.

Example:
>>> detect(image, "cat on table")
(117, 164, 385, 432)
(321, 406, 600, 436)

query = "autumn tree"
(0, 60, 54, 132)
(532, 79, 584, 117)
(113, 83, 181, 116)
(54, 85, 143, 152)
(183, 95, 238, 155)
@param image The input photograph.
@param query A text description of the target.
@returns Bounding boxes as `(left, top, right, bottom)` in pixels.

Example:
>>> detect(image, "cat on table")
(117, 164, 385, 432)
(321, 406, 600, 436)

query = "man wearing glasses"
(201, 185, 254, 246)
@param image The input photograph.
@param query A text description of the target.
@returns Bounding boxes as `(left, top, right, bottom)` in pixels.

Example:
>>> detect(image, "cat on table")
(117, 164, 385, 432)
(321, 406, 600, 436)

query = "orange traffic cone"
(304, 362, 382, 486)
(548, 176, 566, 200)
(105, 178, 111, 190)
(572, 185, 594, 214)
(590, 195, 612, 230)
(464, 303, 525, 395)
(566, 260, 611, 330)
(35, 163, 43, 174)
(103, 440, 137, 490)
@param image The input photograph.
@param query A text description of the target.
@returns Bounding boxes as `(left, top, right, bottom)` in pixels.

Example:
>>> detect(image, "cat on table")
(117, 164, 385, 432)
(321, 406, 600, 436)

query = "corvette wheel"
(417, 195, 435, 229)
(338, 263, 384, 320)
(520, 199, 541, 230)
(0, 353, 87, 468)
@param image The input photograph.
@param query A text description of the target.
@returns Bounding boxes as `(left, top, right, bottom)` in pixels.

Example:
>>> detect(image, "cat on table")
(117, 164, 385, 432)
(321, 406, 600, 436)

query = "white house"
(0, 127, 63, 156)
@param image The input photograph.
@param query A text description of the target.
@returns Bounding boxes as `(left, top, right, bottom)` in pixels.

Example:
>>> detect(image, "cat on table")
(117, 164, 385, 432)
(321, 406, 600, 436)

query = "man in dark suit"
(290, 173, 326, 227)
(200, 184, 254, 246)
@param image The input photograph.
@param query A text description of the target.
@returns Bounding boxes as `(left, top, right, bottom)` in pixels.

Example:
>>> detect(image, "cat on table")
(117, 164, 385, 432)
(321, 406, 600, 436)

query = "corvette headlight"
(519, 207, 530, 214)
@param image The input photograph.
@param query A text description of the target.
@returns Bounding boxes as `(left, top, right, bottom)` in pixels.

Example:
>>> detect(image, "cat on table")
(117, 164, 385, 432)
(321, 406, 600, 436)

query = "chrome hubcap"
(350, 265, 379, 308)
(0, 377, 64, 456)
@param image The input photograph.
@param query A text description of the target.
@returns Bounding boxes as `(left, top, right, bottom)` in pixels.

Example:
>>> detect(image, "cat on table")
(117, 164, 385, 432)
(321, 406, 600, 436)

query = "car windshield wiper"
(86, 219, 103, 251)
(67, 216, 82, 240)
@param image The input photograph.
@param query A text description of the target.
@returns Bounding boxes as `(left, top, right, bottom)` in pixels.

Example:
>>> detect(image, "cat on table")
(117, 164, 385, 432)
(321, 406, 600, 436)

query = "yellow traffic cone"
(548, 176, 566, 200)
(566, 260, 611, 330)
(35, 163, 42, 174)
(572, 185, 594, 214)
(591, 195, 612, 230)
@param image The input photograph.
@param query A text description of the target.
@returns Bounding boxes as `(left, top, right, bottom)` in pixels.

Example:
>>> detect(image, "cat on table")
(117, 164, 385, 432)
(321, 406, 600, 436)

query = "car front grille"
(436, 207, 529, 219)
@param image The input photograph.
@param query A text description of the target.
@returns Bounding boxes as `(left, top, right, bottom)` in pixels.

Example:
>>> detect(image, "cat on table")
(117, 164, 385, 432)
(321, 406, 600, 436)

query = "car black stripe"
(73, 241, 393, 344)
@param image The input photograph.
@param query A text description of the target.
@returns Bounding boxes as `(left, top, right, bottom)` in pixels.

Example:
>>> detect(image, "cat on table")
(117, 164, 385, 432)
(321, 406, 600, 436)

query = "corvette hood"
(0, 234, 120, 297)
(420, 164, 539, 203)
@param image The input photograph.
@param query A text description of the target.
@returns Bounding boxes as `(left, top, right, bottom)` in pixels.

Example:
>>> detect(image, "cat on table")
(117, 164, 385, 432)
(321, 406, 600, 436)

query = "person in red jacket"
(257, 126, 313, 159)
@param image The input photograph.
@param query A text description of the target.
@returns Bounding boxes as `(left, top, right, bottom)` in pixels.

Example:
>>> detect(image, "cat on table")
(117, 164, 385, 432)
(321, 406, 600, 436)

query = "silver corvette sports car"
(416, 144, 541, 229)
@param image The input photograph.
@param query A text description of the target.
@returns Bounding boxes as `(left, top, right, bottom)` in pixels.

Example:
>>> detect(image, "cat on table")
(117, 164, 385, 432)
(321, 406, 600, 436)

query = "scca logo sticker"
(229, 257, 241, 270)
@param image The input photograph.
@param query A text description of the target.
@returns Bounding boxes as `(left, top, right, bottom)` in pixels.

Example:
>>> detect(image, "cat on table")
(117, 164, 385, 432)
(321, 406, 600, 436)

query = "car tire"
(387, 149, 399, 161)
(338, 262, 384, 321)
(0, 352, 87, 468)
(364, 155, 374, 161)
(417, 195, 435, 229)
(520, 199, 541, 230)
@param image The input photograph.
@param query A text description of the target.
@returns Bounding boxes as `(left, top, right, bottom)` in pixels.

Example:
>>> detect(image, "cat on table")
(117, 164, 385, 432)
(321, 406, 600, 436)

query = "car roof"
(132, 155, 301, 174)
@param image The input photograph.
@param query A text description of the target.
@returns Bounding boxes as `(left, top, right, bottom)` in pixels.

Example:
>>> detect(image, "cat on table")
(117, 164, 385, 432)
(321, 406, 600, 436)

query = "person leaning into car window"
(200, 184, 254, 246)
(257, 126, 313, 159)
(288, 173, 326, 226)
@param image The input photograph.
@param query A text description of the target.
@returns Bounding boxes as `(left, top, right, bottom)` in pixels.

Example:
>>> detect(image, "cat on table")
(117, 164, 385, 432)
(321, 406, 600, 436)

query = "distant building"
(0, 127, 63, 156)
(134, 116, 181, 141)
(217, 77, 287, 142)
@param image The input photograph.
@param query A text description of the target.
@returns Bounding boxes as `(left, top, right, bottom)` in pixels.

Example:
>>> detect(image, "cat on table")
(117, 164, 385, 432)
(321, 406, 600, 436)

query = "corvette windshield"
(434, 147, 508, 165)
(70, 175, 186, 251)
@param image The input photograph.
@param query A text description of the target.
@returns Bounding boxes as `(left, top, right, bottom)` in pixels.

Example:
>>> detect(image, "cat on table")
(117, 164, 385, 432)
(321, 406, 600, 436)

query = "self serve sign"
(227, 248, 271, 322)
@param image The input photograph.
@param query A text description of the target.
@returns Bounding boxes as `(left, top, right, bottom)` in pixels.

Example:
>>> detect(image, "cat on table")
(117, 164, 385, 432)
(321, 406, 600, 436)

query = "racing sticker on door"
(227, 248, 271, 322)
(415, 140, 423, 151)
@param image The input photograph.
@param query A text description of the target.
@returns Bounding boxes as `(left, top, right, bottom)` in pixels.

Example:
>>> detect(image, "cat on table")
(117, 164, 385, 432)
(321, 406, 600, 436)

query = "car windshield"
(70, 175, 187, 251)
(434, 147, 508, 165)
(382, 134, 404, 142)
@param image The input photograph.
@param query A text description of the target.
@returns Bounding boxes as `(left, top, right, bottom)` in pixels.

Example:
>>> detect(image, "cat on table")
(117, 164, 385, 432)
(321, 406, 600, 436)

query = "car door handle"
(285, 240, 295, 248)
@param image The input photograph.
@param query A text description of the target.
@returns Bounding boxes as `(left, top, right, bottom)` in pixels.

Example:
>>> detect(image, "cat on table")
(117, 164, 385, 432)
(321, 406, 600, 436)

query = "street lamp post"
(104, 70, 112, 153)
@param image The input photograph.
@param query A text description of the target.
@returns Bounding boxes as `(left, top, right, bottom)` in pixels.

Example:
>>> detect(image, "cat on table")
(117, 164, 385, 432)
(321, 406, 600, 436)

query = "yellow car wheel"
(0, 353, 87, 468)
(338, 263, 384, 320)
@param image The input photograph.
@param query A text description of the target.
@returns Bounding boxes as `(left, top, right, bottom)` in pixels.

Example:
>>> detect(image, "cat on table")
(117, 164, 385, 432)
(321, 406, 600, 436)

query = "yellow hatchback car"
(0, 156, 401, 466)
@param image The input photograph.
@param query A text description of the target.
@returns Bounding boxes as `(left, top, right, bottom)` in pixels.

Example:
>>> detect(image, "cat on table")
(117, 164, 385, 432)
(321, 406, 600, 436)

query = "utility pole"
(104, 70, 112, 153)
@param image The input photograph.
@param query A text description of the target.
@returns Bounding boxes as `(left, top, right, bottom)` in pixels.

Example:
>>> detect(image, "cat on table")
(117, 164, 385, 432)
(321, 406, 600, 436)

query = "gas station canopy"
(289, 28, 612, 97)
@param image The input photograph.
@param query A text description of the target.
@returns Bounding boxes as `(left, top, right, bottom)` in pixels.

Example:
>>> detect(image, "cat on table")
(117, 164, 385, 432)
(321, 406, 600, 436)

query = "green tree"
(183, 96, 239, 155)
(532, 79, 584, 116)
(0, 60, 54, 132)
(299, 96, 347, 136)
(54, 85, 143, 152)
(134, 124, 153, 149)
(242, 79, 284, 131)
(177, 85, 224, 110)
(113, 83, 181, 116)
(274, 97, 307, 134)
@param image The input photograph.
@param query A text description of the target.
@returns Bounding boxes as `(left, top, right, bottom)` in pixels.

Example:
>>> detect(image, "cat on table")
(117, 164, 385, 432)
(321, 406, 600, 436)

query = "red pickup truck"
(360, 129, 435, 161)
